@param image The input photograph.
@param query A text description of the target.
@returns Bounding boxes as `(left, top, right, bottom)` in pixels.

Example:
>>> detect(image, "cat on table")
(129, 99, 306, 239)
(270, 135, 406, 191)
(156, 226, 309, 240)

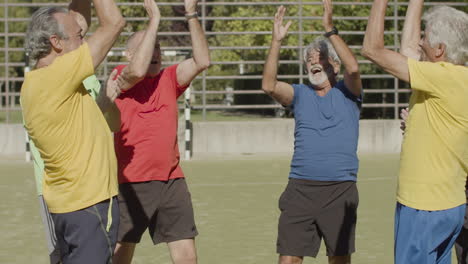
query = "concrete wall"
(192, 119, 403, 155)
(0, 124, 26, 157)
(0, 120, 403, 159)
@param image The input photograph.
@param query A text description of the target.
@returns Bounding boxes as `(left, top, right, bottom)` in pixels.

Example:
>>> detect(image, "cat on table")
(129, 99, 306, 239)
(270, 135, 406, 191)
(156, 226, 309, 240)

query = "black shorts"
(277, 178, 359, 257)
(117, 178, 198, 244)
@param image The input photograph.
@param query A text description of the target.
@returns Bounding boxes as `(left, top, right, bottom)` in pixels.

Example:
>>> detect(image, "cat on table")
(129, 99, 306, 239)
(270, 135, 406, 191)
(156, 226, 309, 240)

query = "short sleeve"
(52, 42, 94, 95)
(170, 64, 190, 98)
(408, 58, 445, 96)
(336, 80, 362, 108)
(290, 84, 302, 110)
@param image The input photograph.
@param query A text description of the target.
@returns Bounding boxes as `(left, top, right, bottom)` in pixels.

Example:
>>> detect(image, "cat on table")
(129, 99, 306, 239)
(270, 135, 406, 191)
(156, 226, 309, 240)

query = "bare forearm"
(362, 0, 410, 83)
(262, 40, 281, 93)
(188, 18, 211, 70)
(329, 34, 361, 96)
(92, 0, 125, 29)
(362, 0, 388, 58)
(125, 20, 160, 87)
(69, 0, 91, 34)
(87, 0, 125, 68)
(328, 35, 359, 74)
(401, 0, 423, 59)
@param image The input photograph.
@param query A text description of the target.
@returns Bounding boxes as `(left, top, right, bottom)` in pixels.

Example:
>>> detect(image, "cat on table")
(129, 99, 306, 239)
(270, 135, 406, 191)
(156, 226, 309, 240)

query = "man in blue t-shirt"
(262, 2, 362, 264)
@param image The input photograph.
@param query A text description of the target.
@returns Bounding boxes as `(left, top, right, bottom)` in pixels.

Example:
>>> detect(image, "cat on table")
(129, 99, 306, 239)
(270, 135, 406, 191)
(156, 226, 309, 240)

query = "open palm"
(322, 0, 334, 31)
(273, 6, 292, 42)
(184, 0, 198, 13)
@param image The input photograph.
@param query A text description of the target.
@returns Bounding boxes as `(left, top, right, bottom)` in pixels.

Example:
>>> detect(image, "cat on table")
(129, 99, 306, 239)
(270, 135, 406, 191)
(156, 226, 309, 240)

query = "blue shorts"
(394, 202, 465, 264)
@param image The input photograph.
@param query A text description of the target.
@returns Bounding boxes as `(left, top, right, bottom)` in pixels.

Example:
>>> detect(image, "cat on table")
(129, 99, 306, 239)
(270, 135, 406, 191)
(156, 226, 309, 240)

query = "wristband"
(324, 26, 339, 38)
(185, 12, 198, 21)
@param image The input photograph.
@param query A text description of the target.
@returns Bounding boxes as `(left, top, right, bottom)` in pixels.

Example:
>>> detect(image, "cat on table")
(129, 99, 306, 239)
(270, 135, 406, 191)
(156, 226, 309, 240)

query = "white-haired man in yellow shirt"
(363, 0, 468, 263)
(20, 0, 125, 263)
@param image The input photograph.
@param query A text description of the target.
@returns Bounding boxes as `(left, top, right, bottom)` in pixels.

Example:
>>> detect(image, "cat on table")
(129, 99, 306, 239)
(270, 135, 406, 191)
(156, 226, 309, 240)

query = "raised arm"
(117, 0, 161, 91)
(86, 0, 125, 69)
(261, 5, 294, 107)
(322, 0, 361, 97)
(69, 0, 92, 36)
(362, 0, 410, 83)
(400, 0, 424, 60)
(176, 0, 211, 87)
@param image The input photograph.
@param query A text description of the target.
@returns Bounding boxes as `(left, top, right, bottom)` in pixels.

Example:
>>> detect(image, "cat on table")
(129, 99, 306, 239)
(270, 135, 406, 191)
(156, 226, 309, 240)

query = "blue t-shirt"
(289, 81, 361, 182)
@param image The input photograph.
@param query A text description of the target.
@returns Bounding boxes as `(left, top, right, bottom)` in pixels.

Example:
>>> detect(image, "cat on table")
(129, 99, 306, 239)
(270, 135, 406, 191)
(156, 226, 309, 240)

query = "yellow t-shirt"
(397, 58, 468, 211)
(21, 43, 118, 213)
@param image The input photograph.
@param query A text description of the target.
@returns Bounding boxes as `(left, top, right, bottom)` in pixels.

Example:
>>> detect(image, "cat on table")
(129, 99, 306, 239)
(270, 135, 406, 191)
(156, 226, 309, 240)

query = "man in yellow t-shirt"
(20, 0, 124, 263)
(363, 0, 468, 263)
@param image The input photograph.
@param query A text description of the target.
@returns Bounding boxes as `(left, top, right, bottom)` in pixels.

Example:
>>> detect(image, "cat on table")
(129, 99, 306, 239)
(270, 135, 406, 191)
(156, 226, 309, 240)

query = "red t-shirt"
(113, 64, 189, 183)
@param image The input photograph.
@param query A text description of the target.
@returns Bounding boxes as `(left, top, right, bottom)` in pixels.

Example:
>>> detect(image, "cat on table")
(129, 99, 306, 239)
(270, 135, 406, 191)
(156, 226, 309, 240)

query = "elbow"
(361, 46, 375, 60)
(124, 68, 145, 86)
(195, 56, 211, 71)
(261, 82, 274, 95)
(108, 16, 125, 34)
(115, 18, 126, 32)
(198, 59, 211, 71)
(346, 64, 359, 76)
(129, 71, 145, 82)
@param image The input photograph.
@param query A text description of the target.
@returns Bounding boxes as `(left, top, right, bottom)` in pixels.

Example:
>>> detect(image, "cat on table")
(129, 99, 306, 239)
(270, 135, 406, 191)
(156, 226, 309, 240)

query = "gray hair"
(303, 36, 341, 67)
(422, 6, 468, 65)
(25, 7, 69, 67)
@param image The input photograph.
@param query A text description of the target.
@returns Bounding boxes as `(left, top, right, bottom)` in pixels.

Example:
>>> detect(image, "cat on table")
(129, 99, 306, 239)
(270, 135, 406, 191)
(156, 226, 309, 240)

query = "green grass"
(0, 154, 458, 263)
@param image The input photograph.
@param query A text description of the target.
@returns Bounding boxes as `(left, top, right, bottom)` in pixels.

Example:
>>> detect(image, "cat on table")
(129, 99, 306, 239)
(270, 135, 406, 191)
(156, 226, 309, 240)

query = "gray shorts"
(51, 197, 119, 264)
(277, 179, 359, 257)
(38, 195, 61, 264)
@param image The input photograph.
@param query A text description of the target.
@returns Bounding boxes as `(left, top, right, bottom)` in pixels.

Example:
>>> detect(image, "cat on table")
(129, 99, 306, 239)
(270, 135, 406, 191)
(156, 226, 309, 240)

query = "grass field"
(0, 154, 458, 263)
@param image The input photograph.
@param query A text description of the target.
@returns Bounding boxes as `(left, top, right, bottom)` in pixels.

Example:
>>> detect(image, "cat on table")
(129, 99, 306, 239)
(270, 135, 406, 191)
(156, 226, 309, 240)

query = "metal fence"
(1, 0, 467, 122)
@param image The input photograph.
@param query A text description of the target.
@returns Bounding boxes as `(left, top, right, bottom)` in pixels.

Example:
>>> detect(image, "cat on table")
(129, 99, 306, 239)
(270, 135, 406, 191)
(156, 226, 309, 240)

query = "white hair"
(422, 6, 468, 65)
(303, 36, 341, 68)
(25, 7, 69, 67)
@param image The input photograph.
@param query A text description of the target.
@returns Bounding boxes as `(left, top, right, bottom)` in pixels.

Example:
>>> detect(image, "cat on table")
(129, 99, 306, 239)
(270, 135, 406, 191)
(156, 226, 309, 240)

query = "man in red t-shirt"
(111, 0, 210, 263)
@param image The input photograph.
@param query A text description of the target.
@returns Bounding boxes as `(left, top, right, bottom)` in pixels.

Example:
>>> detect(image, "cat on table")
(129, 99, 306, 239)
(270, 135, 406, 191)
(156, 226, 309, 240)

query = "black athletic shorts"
(277, 178, 359, 257)
(117, 178, 198, 244)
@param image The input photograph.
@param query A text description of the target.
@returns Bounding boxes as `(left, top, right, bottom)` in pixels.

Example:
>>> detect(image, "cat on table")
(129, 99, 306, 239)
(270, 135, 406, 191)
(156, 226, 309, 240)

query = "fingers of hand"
(109, 69, 118, 81)
(285, 21, 292, 31)
(275, 5, 285, 23)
